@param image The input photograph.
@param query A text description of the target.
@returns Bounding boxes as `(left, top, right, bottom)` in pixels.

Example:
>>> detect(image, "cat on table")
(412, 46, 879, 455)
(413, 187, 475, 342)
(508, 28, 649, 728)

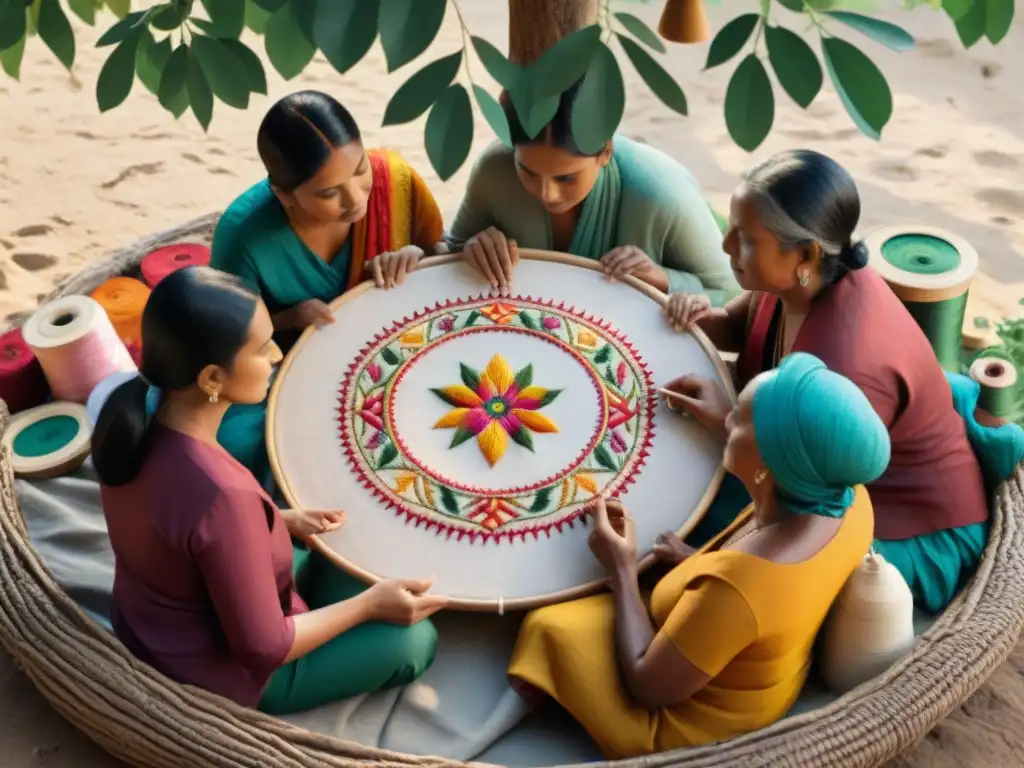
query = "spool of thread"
(86, 370, 138, 426)
(1, 401, 92, 479)
(658, 0, 711, 43)
(22, 295, 137, 403)
(820, 551, 916, 695)
(140, 242, 211, 288)
(0, 328, 50, 414)
(90, 277, 151, 349)
(866, 226, 978, 373)
(969, 356, 1019, 427)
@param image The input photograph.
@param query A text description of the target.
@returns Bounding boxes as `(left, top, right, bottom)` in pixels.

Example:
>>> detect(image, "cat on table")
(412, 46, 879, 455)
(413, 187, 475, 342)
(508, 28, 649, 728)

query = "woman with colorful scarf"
(210, 90, 445, 487)
(445, 81, 739, 303)
(507, 353, 885, 758)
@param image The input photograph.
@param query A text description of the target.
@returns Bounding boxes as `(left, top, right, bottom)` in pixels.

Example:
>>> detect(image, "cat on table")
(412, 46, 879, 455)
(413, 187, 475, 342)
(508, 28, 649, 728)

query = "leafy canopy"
(0, 0, 1014, 180)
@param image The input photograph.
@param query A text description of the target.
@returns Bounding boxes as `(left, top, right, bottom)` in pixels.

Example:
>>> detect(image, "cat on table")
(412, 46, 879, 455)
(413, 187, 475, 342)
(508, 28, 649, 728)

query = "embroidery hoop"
(267, 250, 736, 612)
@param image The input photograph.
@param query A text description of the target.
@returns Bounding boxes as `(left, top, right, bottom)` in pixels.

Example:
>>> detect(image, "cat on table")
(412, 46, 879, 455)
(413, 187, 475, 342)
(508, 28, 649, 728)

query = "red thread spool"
(140, 242, 211, 288)
(0, 328, 50, 414)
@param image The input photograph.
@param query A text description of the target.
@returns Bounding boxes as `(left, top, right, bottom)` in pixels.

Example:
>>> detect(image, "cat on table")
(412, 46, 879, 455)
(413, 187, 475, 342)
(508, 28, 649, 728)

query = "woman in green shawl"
(445, 81, 739, 304)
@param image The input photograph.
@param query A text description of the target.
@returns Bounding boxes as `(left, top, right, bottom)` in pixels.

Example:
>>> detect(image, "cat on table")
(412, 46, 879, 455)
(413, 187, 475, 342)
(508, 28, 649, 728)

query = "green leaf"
(704, 13, 758, 70)
(952, 0, 985, 46)
(381, 346, 400, 365)
(776, 0, 805, 10)
(292, 0, 317, 43)
(509, 82, 559, 139)
(510, 425, 535, 452)
(27, 0, 41, 36)
(594, 344, 612, 364)
(941, 0, 972, 21)
(528, 24, 603, 99)
(821, 36, 892, 139)
(448, 426, 475, 449)
(0, 1, 28, 51)
(617, 34, 687, 115)
(377, 0, 447, 73)
(158, 43, 189, 114)
(439, 485, 461, 515)
(514, 363, 533, 390)
(425, 83, 474, 182)
(518, 311, 538, 330)
(571, 44, 625, 155)
(985, 0, 1014, 44)
(824, 11, 915, 51)
(135, 31, 171, 95)
(104, 0, 130, 18)
(0, 34, 26, 79)
(471, 36, 518, 89)
(244, 0, 271, 32)
(473, 85, 511, 147)
(377, 441, 398, 469)
(382, 51, 462, 126)
(251, 0, 285, 10)
(265, 0, 316, 79)
(540, 389, 562, 407)
(594, 444, 618, 471)
(765, 24, 822, 108)
(221, 38, 267, 94)
(96, 34, 140, 112)
(95, 10, 145, 47)
(725, 54, 775, 152)
(191, 34, 251, 109)
(151, 2, 192, 31)
(186, 49, 215, 130)
(529, 486, 552, 513)
(462, 310, 480, 328)
(614, 11, 665, 53)
(314, 0, 379, 74)
(459, 362, 481, 391)
(200, 0, 246, 38)
(69, 0, 97, 24)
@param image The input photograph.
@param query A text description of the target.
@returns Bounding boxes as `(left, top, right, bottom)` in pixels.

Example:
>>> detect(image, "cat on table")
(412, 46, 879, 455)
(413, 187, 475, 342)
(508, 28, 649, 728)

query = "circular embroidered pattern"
(337, 296, 656, 543)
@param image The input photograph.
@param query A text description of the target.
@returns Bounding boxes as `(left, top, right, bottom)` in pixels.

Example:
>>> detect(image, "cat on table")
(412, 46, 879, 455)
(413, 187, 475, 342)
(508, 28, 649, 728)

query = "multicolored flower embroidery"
(431, 354, 561, 466)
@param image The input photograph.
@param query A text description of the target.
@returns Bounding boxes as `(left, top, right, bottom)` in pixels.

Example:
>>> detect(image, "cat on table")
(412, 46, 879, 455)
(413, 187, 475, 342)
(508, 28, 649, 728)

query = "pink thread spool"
(140, 242, 211, 288)
(0, 328, 50, 414)
(21, 295, 137, 404)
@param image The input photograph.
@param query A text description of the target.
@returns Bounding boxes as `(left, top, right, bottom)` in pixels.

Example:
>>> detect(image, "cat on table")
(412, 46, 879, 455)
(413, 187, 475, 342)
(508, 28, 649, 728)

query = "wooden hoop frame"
(266, 249, 737, 612)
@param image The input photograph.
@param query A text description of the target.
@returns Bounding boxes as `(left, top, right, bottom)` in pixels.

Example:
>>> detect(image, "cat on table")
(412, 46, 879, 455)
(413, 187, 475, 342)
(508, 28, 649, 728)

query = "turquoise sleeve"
(210, 212, 261, 292)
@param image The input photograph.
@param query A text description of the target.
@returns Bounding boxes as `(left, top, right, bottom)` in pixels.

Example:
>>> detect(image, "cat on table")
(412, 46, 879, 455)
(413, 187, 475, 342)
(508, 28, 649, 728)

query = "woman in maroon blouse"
(658, 150, 988, 614)
(92, 266, 447, 713)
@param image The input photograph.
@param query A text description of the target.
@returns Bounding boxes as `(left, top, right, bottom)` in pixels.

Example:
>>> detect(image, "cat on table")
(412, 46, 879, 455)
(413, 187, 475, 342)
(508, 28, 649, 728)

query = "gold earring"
(754, 468, 767, 484)
(208, 392, 219, 404)
(798, 272, 810, 287)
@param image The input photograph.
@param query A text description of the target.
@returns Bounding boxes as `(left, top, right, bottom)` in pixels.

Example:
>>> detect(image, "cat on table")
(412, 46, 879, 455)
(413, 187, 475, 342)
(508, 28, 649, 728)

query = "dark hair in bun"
(743, 149, 862, 285)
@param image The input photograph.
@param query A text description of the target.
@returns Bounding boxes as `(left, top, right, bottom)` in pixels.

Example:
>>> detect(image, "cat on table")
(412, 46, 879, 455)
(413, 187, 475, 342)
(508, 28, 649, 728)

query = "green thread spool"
(1, 402, 91, 479)
(867, 227, 978, 373)
(969, 356, 1019, 424)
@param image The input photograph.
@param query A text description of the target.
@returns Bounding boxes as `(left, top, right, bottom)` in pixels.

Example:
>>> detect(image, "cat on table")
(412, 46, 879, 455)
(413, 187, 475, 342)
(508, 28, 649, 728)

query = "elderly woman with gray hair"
(660, 149, 988, 615)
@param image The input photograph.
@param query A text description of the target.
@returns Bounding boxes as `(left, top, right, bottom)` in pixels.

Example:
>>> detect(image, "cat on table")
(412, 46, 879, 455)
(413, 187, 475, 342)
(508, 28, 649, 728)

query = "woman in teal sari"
(445, 81, 739, 303)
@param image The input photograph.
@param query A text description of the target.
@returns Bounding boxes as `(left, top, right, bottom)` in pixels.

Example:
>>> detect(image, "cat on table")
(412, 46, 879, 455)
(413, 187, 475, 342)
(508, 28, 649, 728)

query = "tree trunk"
(507, 0, 600, 66)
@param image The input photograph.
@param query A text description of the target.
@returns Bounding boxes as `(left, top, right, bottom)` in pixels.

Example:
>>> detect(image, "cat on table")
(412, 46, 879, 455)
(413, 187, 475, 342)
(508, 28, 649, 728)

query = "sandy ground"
(0, 1, 1022, 766)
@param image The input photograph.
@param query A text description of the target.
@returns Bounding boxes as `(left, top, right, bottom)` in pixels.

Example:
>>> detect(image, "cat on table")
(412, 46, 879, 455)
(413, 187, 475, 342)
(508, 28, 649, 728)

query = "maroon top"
(101, 423, 308, 707)
(737, 267, 988, 540)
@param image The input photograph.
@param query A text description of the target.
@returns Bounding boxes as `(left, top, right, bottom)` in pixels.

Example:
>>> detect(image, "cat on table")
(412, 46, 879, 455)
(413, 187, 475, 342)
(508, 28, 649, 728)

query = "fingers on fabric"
(372, 257, 385, 289)
(602, 247, 647, 281)
(467, 239, 499, 290)
(310, 300, 335, 326)
(479, 230, 512, 296)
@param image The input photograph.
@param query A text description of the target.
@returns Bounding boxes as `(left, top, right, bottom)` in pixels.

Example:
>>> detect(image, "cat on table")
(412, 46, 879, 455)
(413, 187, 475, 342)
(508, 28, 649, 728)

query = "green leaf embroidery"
(514, 363, 533, 390)
(593, 344, 612, 364)
(380, 346, 401, 365)
(765, 25, 822, 108)
(382, 51, 462, 126)
(571, 44, 625, 155)
(425, 83, 474, 181)
(724, 54, 775, 152)
(510, 425, 535, 452)
(378, 0, 447, 73)
(603, 365, 618, 388)
(96, 34, 141, 112)
(824, 11, 915, 51)
(594, 445, 618, 472)
(704, 13, 758, 70)
(518, 311, 538, 330)
(440, 485, 461, 515)
(471, 36, 519, 90)
(617, 34, 687, 115)
(530, 486, 552, 514)
(0, 34, 26, 79)
(614, 11, 665, 54)
(186, 48, 215, 130)
(221, 38, 268, 95)
(449, 426, 475, 449)
(200, 0, 246, 39)
(265, 0, 316, 80)
(433, 387, 466, 407)
(462, 310, 480, 329)
(540, 389, 562, 407)
(135, 31, 171, 96)
(821, 36, 892, 140)
(244, 0, 271, 33)
(157, 44, 190, 117)
(69, 0, 97, 25)
(472, 85, 512, 147)
(95, 10, 145, 47)
(377, 441, 398, 469)
(528, 24, 603, 99)
(190, 34, 251, 109)
(459, 362, 481, 391)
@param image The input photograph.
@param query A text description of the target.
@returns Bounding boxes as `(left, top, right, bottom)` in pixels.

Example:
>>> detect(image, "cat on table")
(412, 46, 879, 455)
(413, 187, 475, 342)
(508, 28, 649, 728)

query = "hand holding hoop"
(365, 577, 449, 625)
(588, 496, 638, 573)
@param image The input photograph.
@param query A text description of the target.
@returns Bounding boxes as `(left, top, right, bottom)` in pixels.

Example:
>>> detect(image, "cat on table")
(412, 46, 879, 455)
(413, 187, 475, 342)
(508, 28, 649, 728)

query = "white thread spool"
(819, 551, 915, 694)
(22, 295, 137, 403)
(2, 402, 92, 479)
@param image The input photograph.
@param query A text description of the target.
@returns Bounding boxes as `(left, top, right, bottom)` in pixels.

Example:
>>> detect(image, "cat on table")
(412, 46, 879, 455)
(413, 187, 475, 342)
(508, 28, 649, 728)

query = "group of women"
(92, 84, 997, 757)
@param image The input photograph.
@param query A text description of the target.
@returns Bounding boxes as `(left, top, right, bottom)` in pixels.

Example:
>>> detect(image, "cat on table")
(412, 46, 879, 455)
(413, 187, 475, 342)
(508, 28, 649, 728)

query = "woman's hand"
(660, 375, 732, 440)
(463, 227, 519, 296)
(365, 576, 449, 625)
(588, 496, 638, 575)
(281, 508, 346, 539)
(653, 531, 696, 566)
(286, 298, 334, 329)
(600, 246, 669, 292)
(665, 293, 712, 333)
(369, 245, 424, 290)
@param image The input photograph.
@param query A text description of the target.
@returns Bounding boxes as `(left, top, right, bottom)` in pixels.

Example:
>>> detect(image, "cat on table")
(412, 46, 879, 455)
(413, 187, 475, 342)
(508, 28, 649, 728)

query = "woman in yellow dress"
(507, 352, 888, 758)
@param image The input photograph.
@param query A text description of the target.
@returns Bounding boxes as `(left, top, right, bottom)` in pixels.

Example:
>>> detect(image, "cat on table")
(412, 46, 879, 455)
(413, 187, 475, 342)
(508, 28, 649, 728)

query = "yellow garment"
(507, 486, 874, 759)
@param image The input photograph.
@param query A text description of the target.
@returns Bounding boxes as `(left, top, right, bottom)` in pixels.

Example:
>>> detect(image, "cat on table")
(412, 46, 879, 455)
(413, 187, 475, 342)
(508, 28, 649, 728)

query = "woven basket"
(2, 214, 1024, 768)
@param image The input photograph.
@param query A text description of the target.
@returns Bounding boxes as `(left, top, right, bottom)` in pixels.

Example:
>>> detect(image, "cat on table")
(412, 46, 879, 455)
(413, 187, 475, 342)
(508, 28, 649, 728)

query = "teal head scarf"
(752, 352, 891, 518)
